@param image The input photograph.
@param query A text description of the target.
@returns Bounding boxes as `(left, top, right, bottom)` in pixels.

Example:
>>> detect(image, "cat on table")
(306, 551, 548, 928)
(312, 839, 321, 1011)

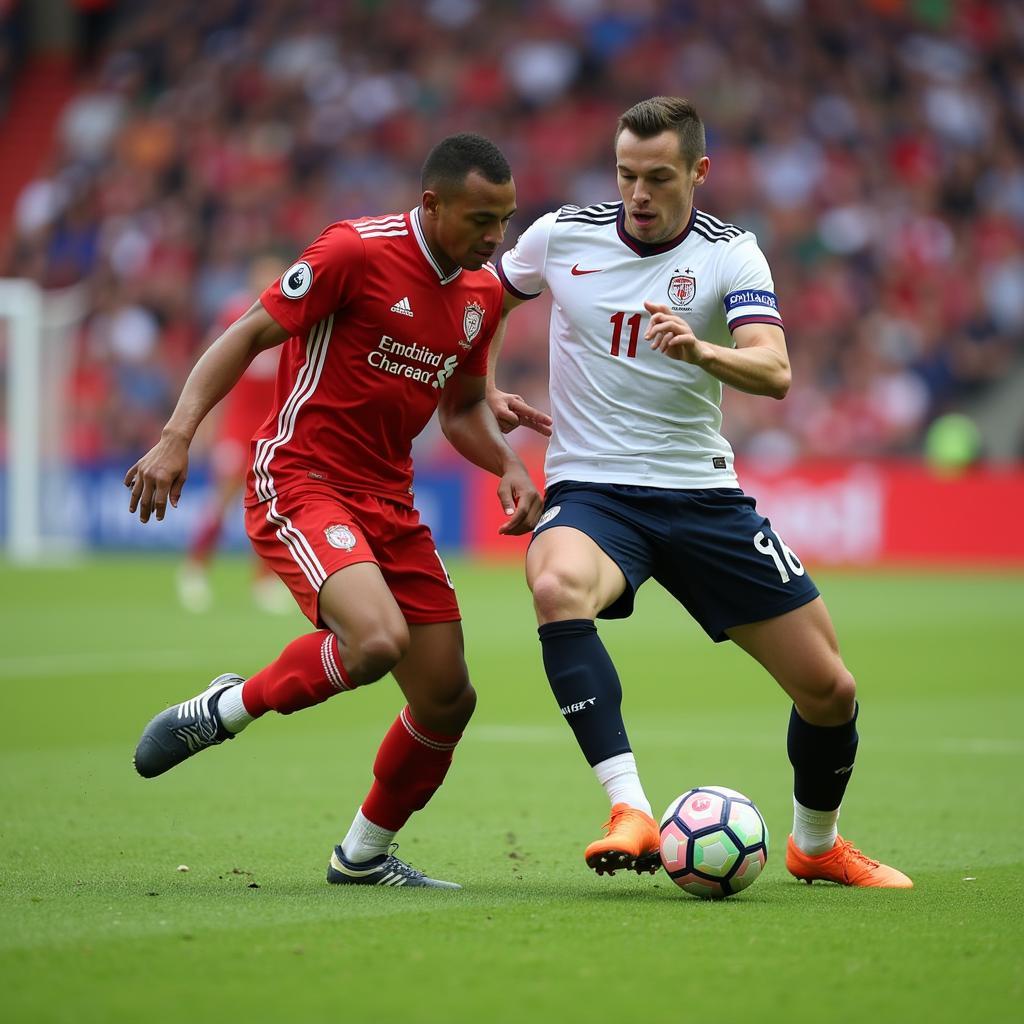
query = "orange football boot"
(786, 835, 913, 888)
(584, 803, 661, 875)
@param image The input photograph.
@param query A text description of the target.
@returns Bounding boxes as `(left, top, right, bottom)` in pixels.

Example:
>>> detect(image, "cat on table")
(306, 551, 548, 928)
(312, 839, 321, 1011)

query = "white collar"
(410, 207, 462, 285)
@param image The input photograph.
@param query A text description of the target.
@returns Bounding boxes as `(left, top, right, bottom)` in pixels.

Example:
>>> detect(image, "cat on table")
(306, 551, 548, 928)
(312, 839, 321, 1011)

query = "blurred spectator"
(0, 0, 25, 120)
(73, 0, 118, 73)
(5, 0, 1024, 463)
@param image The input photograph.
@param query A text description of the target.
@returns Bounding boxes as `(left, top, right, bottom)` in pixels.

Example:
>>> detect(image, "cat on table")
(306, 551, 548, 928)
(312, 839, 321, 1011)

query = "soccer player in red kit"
(126, 134, 543, 888)
(177, 255, 289, 614)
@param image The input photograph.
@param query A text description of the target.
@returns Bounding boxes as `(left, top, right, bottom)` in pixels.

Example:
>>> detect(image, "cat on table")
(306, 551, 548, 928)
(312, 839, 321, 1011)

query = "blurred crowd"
(4, 0, 1024, 463)
(0, 0, 25, 119)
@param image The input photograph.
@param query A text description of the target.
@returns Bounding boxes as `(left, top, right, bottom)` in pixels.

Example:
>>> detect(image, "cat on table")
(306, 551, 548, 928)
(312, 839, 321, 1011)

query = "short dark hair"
(615, 97, 706, 168)
(421, 133, 512, 194)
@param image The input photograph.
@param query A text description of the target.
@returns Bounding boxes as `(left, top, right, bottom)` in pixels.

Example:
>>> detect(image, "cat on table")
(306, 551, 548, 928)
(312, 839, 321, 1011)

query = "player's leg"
(727, 596, 858, 848)
(528, 520, 659, 874)
(657, 490, 911, 888)
(176, 448, 245, 612)
(134, 561, 408, 778)
(728, 598, 912, 888)
(250, 557, 292, 614)
(329, 514, 470, 888)
(135, 493, 409, 778)
(240, 560, 410, 713)
(329, 621, 471, 889)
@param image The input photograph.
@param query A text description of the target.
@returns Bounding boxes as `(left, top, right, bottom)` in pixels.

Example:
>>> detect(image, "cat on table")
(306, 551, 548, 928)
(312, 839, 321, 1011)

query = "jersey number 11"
(609, 311, 641, 358)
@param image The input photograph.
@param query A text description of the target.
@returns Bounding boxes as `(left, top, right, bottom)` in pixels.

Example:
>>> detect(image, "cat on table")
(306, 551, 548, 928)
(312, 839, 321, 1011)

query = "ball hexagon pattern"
(658, 786, 770, 899)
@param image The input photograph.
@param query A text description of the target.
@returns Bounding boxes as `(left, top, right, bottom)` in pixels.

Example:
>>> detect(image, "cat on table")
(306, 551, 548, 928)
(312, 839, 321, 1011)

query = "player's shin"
(240, 630, 357, 718)
(188, 511, 224, 563)
(787, 703, 859, 855)
(539, 619, 631, 763)
(351, 706, 462, 859)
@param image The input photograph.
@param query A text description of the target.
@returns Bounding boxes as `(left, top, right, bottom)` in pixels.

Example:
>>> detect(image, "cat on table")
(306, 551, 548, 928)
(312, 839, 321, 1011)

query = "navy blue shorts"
(532, 481, 820, 642)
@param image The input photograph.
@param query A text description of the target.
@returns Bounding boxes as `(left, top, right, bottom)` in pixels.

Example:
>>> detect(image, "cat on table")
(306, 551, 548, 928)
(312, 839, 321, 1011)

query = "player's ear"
(693, 156, 710, 187)
(422, 190, 441, 220)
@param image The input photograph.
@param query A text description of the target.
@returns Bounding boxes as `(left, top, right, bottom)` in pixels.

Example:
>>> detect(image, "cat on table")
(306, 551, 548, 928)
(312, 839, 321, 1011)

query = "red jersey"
(246, 209, 502, 508)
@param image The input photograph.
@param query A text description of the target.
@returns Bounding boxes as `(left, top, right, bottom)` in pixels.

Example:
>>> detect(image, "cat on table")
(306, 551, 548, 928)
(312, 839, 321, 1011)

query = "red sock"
(361, 707, 462, 831)
(242, 631, 354, 717)
(189, 511, 224, 564)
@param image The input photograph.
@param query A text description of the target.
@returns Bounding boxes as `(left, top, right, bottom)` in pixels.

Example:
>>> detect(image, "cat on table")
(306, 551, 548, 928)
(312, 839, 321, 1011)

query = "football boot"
(786, 835, 913, 888)
(133, 673, 243, 778)
(327, 846, 461, 889)
(584, 802, 661, 875)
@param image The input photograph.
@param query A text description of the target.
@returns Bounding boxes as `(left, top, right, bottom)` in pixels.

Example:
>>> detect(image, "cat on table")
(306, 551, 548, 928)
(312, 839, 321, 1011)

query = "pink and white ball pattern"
(659, 786, 769, 899)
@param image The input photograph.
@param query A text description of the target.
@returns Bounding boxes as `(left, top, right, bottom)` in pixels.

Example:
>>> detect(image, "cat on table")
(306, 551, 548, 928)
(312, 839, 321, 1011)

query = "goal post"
(1, 278, 85, 563)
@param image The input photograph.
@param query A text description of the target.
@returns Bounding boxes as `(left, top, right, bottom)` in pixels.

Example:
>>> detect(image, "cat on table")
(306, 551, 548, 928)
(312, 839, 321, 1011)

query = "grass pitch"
(1, 556, 1021, 1023)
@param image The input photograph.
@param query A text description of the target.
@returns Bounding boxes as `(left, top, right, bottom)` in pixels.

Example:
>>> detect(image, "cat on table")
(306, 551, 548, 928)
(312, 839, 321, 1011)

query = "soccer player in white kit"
(491, 97, 912, 888)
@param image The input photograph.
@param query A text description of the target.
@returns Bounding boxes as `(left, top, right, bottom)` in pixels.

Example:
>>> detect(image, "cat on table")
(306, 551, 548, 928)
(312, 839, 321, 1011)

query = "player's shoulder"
(466, 261, 505, 305)
(299, 216, 377, 258)
(690, 209, 750, 246)
(346, 211, 410, 242)
(554, 201, 622, 226)
(327, 212, 411, 270)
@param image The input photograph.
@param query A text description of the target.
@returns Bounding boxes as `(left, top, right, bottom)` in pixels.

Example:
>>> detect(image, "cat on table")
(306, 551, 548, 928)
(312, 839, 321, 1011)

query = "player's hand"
(486, 387, 553, 437)
(125, 431, 190, 524)
(644, 301, 711, 365)
(496, 464, 543, 535)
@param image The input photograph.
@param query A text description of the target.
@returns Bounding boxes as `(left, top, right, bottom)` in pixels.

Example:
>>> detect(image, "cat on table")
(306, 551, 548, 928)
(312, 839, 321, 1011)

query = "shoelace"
(601, 807, 636, 834)
(382, 844, 425, 880)
(838, 839, 880, 870)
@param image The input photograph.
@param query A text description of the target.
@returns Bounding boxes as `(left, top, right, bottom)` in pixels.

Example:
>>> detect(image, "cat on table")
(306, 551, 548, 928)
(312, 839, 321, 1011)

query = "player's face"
(424, 171, 517, 273)
(616, 129, 709, 243)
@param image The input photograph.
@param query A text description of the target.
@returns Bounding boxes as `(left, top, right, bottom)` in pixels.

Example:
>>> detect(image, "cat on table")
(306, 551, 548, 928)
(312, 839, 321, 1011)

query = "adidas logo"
(390, 296, 414, 317)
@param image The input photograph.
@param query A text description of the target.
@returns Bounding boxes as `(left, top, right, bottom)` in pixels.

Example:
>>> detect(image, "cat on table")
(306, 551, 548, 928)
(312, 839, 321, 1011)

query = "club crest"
(668, 274, 696, 307)
(534, 505, 561, 531)
(461, 301, 484, 349)
(324, 524, 356, 550)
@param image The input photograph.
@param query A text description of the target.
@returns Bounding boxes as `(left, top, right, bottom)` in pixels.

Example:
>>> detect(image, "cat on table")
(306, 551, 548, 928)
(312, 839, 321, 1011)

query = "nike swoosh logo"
(571, 264, 603, 276)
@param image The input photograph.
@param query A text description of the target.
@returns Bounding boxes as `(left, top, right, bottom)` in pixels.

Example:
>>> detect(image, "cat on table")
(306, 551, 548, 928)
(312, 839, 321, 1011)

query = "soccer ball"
(659, 786, 769, 898)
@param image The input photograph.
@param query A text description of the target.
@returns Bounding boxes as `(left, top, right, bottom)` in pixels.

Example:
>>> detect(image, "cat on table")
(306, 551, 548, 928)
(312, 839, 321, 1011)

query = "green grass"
(1, 556, 1022, 1023)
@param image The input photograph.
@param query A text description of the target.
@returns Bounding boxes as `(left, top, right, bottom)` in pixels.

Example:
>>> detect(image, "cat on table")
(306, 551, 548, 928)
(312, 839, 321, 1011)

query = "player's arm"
(485, 291, 553, 436)
(438, 368, 544, 535)
(643, 301, 791, 399)
(125, 302, 289, 523)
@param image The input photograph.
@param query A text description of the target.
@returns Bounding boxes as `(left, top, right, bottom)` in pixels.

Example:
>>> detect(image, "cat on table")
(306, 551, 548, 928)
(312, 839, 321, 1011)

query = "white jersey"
(499, 202, 784, 489)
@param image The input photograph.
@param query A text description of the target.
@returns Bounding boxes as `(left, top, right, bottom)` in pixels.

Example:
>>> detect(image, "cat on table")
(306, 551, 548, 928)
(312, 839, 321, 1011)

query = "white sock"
(792, 798, 839, 855)
(216, 683, 254, 734)
(341, 808, 397, 864)
(594, 752, 652, 817)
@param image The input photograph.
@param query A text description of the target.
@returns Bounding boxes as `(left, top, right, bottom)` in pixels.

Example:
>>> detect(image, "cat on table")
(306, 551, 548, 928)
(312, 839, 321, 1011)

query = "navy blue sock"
(538, 619, 631, 767)
(787, 703, 859, 812)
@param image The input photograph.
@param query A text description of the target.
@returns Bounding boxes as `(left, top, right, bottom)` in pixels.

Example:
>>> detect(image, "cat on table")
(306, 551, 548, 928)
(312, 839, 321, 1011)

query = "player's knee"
(531, 568, 593, 620)
(348, 627, 410, 683)
(803, 664, 857, 724)
(411, 678, 476, 734)
(446, 680, 477, 729)
(831, 666, 857, 718)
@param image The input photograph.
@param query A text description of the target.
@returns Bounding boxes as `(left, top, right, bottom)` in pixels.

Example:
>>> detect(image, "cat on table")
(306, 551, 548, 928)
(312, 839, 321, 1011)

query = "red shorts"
(244, 486, 460, 627)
